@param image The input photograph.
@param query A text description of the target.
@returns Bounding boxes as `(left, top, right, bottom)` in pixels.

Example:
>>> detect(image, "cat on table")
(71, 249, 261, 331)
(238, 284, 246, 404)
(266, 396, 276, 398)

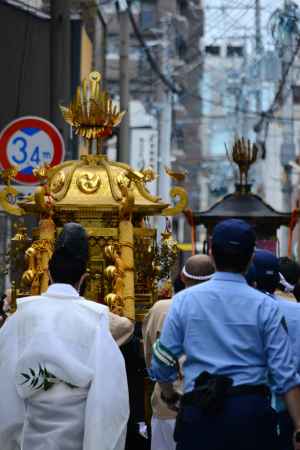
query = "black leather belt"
(181, 383, 270, 408)
(227, 383, 270, 398)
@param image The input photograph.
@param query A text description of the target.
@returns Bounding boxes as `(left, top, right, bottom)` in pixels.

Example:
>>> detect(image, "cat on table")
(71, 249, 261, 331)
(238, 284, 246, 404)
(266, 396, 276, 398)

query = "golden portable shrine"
(0, 71, 188, 320)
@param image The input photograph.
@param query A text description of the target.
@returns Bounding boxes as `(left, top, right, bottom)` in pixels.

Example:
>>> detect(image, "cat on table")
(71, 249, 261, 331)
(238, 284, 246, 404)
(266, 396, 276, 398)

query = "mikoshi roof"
(193, 186, 290, 228)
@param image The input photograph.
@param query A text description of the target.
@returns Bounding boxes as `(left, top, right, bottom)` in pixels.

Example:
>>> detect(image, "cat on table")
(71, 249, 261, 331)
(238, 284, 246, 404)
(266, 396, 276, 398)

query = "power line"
(186, 5, 257, 69)
(204, 1, 256, 46)
(127, 0, 181, 94)
(253, 36, 300, 133)
(128, 0, 300, 126)
(205, 4, 252, 42)
(204, 0, 252, 32)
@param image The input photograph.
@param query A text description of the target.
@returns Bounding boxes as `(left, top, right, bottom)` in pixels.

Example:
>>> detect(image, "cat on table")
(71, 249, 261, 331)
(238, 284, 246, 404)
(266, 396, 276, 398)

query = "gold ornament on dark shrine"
(226, 137, 258, 186)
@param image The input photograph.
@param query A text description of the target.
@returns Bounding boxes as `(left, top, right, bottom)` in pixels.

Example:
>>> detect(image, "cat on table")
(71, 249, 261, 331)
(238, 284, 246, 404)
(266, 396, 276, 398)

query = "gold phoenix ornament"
(60, 71, 125, 153)
(226, 137, 258, 186)
(0, 166, 25, 216)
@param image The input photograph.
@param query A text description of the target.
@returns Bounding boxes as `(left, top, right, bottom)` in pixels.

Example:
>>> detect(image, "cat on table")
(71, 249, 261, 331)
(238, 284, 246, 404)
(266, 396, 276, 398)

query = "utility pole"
(280, 0, 296, 255)
(119, 0, 130, 163)
(157, 16, 172, 234)
(255, 0, 263, 118)
(240, 35, 249, 139)
(50, 0, 71, 159)
(254, 0, 264, 194)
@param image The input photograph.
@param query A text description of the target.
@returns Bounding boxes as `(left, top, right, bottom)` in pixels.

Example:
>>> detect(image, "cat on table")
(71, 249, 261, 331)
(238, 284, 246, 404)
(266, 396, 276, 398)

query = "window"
(227, 46, 244, 57)
(179, 0, 188, 14)
(139, 4, 156, 31)
(205, 46, 220, 56)
(293, 85, 300, 104)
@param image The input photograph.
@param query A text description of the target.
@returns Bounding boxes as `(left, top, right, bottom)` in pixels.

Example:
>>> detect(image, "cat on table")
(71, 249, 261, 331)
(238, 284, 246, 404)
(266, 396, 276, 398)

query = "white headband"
(182, 265, 214, 281)
(279, 272, 295, 293)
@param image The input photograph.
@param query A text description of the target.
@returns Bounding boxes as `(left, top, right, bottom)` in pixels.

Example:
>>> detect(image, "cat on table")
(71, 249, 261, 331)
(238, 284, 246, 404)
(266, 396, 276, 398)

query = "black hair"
(256, 276, 278, 295)
(0, 295, 5, 315)
(212, 243, 253, 273)
(173, 274, 185, 294)
(278, 257, 300, 286)
(48, 249, 87, 286)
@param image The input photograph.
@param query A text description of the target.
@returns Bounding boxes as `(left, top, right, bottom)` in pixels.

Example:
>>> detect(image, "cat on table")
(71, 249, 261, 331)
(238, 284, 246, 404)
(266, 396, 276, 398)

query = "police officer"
(149, 219, 300, 450)
(277, 257, 300, 302)
(143, 255, 215, 450)
(252, 249, 300, 450)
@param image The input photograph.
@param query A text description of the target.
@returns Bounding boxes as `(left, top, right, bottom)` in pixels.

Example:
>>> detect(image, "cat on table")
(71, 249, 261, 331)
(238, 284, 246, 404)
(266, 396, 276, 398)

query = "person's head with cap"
(48, 222, 89, 290)
(252, 249, 279, 294)
(278, 256, 300, 302)
(181, 254, 215, 288)
(212, 219, 256, 274)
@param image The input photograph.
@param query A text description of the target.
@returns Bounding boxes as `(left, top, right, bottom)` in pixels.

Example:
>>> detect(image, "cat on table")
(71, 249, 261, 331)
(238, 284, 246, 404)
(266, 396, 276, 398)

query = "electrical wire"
(127, 0, 245, 102)
(204, 1, 256, 46)
(127, 0, 300, 126)
(204, 0, 252, 34)
(126, 0, 182, 94)
(181, 4, 256, 72)
(253, 35, 300, 132)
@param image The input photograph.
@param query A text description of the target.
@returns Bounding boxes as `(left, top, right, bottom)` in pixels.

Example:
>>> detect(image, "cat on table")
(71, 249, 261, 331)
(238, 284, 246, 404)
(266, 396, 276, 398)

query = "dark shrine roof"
(193, 191, 290, 227)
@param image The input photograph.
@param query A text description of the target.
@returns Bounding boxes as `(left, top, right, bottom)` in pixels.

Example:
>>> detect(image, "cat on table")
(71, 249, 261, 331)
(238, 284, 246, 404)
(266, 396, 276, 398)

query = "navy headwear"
(55, 222, 89, 262)
(245, 263, 257, 286)
(253, 249, 279, 294)
(212, 219, 256, 254)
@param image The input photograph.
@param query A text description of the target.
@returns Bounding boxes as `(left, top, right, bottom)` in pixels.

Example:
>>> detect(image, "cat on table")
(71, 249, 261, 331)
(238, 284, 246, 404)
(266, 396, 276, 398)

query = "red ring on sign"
(0, 116, 65, 185)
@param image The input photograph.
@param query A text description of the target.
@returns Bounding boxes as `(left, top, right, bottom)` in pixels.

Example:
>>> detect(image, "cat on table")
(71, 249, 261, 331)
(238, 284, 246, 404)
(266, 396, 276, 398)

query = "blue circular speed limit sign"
(0, 116, 65, 184)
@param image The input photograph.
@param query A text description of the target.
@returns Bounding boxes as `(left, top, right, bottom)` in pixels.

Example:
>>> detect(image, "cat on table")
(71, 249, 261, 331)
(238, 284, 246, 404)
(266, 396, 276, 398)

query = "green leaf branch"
(21, 364, 76, 391)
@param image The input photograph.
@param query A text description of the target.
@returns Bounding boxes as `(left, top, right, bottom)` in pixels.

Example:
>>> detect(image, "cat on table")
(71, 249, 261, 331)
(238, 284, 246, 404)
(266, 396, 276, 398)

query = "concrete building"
(101, 0, 204, 207)
(199, 28, 300, 256)
(129, 100, 159, 196)
(200, 40, 246, 208)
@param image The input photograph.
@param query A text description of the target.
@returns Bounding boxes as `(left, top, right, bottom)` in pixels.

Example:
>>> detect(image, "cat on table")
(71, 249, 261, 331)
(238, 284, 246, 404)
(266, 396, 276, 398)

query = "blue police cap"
(212, 219, 256, 253)
(253, 249, 279, 293)
(245, 263, 257, 286)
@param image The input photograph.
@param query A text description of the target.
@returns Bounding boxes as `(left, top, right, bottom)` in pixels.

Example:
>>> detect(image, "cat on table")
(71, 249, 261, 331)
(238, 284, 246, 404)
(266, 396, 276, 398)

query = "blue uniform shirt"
(272, 294, 300, 411)
(150, 272, 300, 394)
(275, 295, 300, 373)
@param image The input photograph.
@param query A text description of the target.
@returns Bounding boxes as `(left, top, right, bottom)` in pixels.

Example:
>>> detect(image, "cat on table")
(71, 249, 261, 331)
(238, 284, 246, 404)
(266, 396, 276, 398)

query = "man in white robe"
(0, 223, 129, 450)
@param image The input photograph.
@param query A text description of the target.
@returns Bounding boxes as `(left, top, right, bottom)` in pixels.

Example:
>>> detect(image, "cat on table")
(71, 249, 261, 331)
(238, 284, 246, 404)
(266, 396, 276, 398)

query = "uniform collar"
(212, 272, 247, 283)
(43, 283, 80, 299)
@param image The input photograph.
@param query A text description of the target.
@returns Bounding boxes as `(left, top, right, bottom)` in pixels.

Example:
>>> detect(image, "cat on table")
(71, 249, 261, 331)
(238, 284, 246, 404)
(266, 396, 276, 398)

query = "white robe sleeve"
(0, 314, 25, 450)
(84, 312, 129, 450)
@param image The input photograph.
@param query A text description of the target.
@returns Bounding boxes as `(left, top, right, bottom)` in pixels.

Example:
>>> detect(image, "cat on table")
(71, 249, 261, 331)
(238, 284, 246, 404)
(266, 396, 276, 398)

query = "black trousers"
(174, 394, 279, 450)
(125, 422, 150, 450)
(278, 410, 293, 450)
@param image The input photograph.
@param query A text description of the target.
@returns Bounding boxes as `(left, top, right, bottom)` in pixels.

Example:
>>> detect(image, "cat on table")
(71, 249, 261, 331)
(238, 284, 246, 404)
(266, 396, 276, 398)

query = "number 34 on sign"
(0, 116, 65, 185)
